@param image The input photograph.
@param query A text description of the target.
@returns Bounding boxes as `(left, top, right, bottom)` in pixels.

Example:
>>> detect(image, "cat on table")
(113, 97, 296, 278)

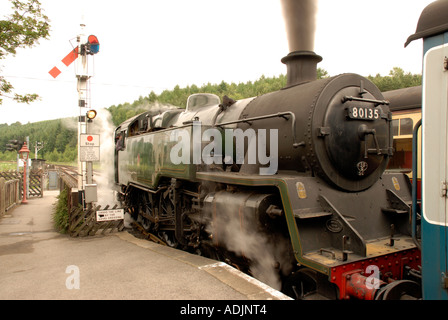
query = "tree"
(367, 67, 421, 92)
(0, 0, 50, 104)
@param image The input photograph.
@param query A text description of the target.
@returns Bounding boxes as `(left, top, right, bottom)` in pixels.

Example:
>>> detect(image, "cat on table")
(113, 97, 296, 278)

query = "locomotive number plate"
(348, 106, 380, 120)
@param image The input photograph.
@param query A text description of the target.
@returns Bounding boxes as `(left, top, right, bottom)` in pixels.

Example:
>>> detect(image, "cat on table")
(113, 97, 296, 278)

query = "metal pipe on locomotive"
(111, 2, 429, 300)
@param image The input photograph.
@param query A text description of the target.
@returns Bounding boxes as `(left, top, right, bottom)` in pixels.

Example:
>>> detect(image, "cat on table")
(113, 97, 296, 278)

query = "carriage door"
(422, 42, 448, 300)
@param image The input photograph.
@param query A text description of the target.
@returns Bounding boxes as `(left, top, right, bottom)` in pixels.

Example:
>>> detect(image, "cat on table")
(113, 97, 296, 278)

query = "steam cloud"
(280, 0, 319, 52)
(90, 108, 117, 207)
(207, 200, 293, 290)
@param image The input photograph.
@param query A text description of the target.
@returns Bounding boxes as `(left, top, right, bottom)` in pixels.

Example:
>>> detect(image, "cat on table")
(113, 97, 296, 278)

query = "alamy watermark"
(365, 265, 381, 289)
(170, 121, 278, 175)
(65, 265, 80, 289)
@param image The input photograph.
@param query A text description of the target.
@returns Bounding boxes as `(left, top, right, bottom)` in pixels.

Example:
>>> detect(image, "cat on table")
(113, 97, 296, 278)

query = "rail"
(0, 178, 20, 216)
(58, 165, 79, 190)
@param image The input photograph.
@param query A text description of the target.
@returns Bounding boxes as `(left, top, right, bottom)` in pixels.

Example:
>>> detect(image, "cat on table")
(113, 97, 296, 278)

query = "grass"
(0, 161, 18, 171)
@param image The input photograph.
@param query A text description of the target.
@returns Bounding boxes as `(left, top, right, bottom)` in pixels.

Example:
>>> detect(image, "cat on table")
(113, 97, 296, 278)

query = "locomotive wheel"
(158, 191, 179, 248)
(282, 268, 331, 300)
(375, 280, 421, 300)
(140, 193, 154, 232)
(159, 189, 175, 218)
(283, 268, 339, 300)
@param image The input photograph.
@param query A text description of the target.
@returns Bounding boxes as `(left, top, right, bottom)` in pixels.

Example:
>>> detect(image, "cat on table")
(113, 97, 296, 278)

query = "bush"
(53, 188, 69, 233)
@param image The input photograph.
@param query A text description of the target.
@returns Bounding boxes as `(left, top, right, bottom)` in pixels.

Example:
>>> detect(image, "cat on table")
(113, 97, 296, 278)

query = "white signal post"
(74, 23, 99, 204)
(76, 23, 90, 191)
(49, 22, 99, 205)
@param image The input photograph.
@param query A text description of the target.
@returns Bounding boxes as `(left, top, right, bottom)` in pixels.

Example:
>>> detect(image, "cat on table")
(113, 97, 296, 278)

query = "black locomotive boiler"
(114, 50, 421, 300)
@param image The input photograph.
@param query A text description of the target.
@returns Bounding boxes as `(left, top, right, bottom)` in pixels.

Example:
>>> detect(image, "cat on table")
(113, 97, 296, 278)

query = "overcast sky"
(0, 0, 434, 125)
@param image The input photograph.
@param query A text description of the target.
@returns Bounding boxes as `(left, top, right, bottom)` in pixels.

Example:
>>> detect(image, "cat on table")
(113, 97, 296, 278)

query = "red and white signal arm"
(48, 34, 99, 78)
(48, 47, 79, 78)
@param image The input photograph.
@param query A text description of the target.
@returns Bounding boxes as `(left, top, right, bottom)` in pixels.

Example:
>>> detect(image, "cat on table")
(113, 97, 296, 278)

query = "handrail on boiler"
(214, 111, 300, 148)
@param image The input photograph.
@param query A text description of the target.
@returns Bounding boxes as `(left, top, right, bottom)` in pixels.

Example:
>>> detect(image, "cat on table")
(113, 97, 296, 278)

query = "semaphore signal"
(48, 34, 99, 79)
(48, 24, 100, 205)
(48, 47, 79, 78)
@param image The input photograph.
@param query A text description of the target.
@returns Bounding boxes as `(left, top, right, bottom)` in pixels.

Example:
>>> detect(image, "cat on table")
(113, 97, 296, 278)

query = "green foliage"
(0, 150, 18, 161)
(53, 187, 69, 233)
(367, 67, 422, 92)
(0, 118, 78, 162)
(0, 161, 16, 171)
(107, 68, 420, 127)
(108, 73, 294, 126)
(0, 0, 50, 104)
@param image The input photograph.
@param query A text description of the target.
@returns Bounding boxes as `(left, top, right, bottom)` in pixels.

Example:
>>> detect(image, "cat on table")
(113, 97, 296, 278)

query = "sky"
(0, 0, 435, 125)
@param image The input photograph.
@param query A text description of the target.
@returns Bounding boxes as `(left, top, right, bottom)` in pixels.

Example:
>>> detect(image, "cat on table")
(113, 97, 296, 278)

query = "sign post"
(79, 134, 100, 162)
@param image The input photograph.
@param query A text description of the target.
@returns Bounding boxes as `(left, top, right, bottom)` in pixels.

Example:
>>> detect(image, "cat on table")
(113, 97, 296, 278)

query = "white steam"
(207, 201, 293, 290)
(90, 108, 117, 207)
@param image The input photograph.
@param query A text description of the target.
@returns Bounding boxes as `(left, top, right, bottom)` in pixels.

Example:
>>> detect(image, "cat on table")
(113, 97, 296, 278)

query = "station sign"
(96, 208, 124, 222)
(80, 134, 100, 162)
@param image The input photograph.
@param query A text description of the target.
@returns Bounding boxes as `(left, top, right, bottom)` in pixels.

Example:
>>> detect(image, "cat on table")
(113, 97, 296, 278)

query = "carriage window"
(388, 138, 413, 170)
(392, 119, 399, 136)
(400, 118, 413, 135)
(392, 118, 413, 136)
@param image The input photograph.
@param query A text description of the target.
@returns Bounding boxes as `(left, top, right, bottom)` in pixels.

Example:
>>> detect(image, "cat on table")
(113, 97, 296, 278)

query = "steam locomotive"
(113, 48, 423, 299)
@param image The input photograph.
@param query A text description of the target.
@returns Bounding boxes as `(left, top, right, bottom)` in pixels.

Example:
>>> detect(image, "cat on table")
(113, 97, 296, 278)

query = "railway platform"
(0, 190, 291, 301)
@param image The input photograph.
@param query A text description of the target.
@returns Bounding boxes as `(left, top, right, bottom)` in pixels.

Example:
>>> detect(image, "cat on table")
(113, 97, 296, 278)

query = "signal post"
(74, 23, 100, 206)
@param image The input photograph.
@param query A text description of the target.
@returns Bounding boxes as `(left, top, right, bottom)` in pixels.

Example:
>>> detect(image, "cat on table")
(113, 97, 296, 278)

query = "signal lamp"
(86, 109, 97, 121)
(88, 35, 100, 54)
(5, 139, 22, 151)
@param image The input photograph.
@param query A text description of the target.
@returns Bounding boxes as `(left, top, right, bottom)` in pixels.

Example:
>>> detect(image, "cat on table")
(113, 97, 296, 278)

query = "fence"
(58, 169, 124, 237)
(0, 178, 20, 216)
(0, 170, 44, 199)
(69, 203, 124, 237)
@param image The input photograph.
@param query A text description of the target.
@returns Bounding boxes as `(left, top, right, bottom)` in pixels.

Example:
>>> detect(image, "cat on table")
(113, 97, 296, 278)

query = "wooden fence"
(29, 174, 43, 197)
(69, 203, 124, 237)
(0, 178, 20, 216)
(58, 172, 124, 237)
(0, 170, 43, 199)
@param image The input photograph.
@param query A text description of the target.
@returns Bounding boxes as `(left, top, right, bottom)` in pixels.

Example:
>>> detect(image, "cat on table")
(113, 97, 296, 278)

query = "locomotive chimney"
(280, 0, 322, 87)
(281, 50, 322, 87)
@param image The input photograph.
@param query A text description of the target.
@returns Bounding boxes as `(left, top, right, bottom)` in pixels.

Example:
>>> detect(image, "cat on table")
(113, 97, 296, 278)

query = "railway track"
(56, 164, 103, 188)
(56, 164, 79, 189)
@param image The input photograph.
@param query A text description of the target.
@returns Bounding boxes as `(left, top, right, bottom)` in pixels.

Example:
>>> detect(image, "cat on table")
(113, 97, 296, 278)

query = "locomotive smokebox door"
(312, 74, 393, 191)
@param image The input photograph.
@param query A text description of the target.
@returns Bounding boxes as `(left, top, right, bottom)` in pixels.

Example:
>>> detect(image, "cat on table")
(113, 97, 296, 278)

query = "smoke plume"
(280, 0, 319, 52)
